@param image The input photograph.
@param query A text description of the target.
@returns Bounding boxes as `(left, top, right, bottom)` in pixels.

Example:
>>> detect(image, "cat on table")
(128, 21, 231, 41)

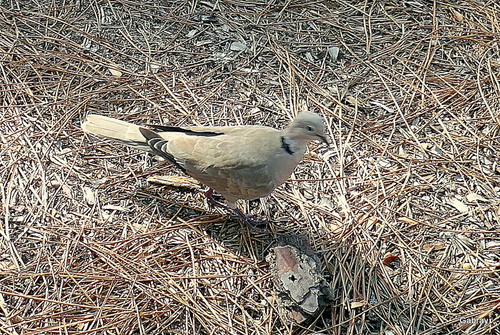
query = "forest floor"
(1, 1, 499, 334)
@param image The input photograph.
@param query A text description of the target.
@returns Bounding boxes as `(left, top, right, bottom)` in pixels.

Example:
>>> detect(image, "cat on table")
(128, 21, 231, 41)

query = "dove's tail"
(81, 115, 151, 151)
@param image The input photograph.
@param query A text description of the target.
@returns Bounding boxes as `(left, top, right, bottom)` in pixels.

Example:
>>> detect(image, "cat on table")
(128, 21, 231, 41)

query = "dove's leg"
(199, 188, 266, 228)
(199, 188, 227, 208)
(230, 207, 267, 228)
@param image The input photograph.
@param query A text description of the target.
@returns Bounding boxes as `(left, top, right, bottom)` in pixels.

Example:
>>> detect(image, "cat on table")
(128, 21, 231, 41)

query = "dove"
(81, 112, 327, 225)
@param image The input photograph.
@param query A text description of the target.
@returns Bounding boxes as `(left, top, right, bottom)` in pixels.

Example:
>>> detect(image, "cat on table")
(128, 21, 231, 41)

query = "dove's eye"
(306, 125, 314, 131)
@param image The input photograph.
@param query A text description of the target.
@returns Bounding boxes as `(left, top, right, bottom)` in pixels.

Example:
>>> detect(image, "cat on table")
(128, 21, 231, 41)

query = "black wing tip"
(139, 127, 161, 140)
(148, 125, 223, 137)
(139, 127, 187, 173)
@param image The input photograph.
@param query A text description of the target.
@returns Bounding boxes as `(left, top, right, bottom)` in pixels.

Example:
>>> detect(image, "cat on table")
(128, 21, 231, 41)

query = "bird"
(81, 112, 328, 225)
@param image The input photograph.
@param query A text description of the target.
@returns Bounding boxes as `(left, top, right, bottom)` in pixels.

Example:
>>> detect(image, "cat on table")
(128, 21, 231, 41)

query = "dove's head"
(286, 111, 328, 144)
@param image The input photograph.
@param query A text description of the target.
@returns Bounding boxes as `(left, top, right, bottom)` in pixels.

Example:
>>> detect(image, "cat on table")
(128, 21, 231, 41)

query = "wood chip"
(147, 175, 201, 190)
(266, 238, 333, 323)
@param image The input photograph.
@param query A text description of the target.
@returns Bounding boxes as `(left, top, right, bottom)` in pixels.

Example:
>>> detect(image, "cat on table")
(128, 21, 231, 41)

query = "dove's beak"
(317, 134, 329, 145)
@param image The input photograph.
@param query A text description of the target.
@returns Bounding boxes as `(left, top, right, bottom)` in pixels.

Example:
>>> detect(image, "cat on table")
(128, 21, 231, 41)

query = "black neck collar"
(281, 136, 294, 155)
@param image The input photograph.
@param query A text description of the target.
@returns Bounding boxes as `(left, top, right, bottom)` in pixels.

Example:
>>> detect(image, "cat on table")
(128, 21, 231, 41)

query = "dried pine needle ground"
(1, 1, 499, 334)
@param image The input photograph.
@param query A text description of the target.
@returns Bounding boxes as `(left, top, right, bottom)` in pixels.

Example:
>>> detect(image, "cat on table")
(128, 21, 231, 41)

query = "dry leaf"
(383, 253, 400, 266)
(62, 184, 72, 198)
(451, 9, 464, 22)
(48, 179, 61, 187)
(102, 204, 128, 212)
(398, 217, 418, 225)
(449, 198, 468, 213)
(83, 186, 96, 205)
(109, 68, 122, 77)
(351, 301, 365, 309)
(397, 145, 408, 158)
(423, 243, 446, 252)
(345, 96, 359, 106)
(366, 217, 379, 229)
(466, 193, 486, 202)
(420, 143, 432, 150)
(0, 260, 17, 271)
(186, 29, 197, 38)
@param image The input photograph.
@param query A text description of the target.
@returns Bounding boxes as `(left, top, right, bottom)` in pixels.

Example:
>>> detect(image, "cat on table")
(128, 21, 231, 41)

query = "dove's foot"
(230, 208, 267, 229)
(199, 188, 227, 208)
(199, 188, 267, 229)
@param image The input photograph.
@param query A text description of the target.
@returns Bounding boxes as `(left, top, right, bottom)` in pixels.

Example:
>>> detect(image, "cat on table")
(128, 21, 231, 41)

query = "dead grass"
(1, 0, 499, 334)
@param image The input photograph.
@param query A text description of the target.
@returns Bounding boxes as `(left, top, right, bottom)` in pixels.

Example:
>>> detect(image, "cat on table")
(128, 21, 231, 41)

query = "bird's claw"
(199, 188, 227, 208)
(199, 188, 267, 229)
(231, 209, 267, 230)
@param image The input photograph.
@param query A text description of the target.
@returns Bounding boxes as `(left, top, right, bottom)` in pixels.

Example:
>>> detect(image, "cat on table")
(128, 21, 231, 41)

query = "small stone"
(230, 41, 247, 51)
(327, 46, 340, 61)
(83, 186, 96, 205)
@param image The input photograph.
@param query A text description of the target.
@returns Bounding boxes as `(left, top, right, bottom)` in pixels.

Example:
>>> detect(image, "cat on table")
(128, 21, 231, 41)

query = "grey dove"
(81, 112, 327, 224)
